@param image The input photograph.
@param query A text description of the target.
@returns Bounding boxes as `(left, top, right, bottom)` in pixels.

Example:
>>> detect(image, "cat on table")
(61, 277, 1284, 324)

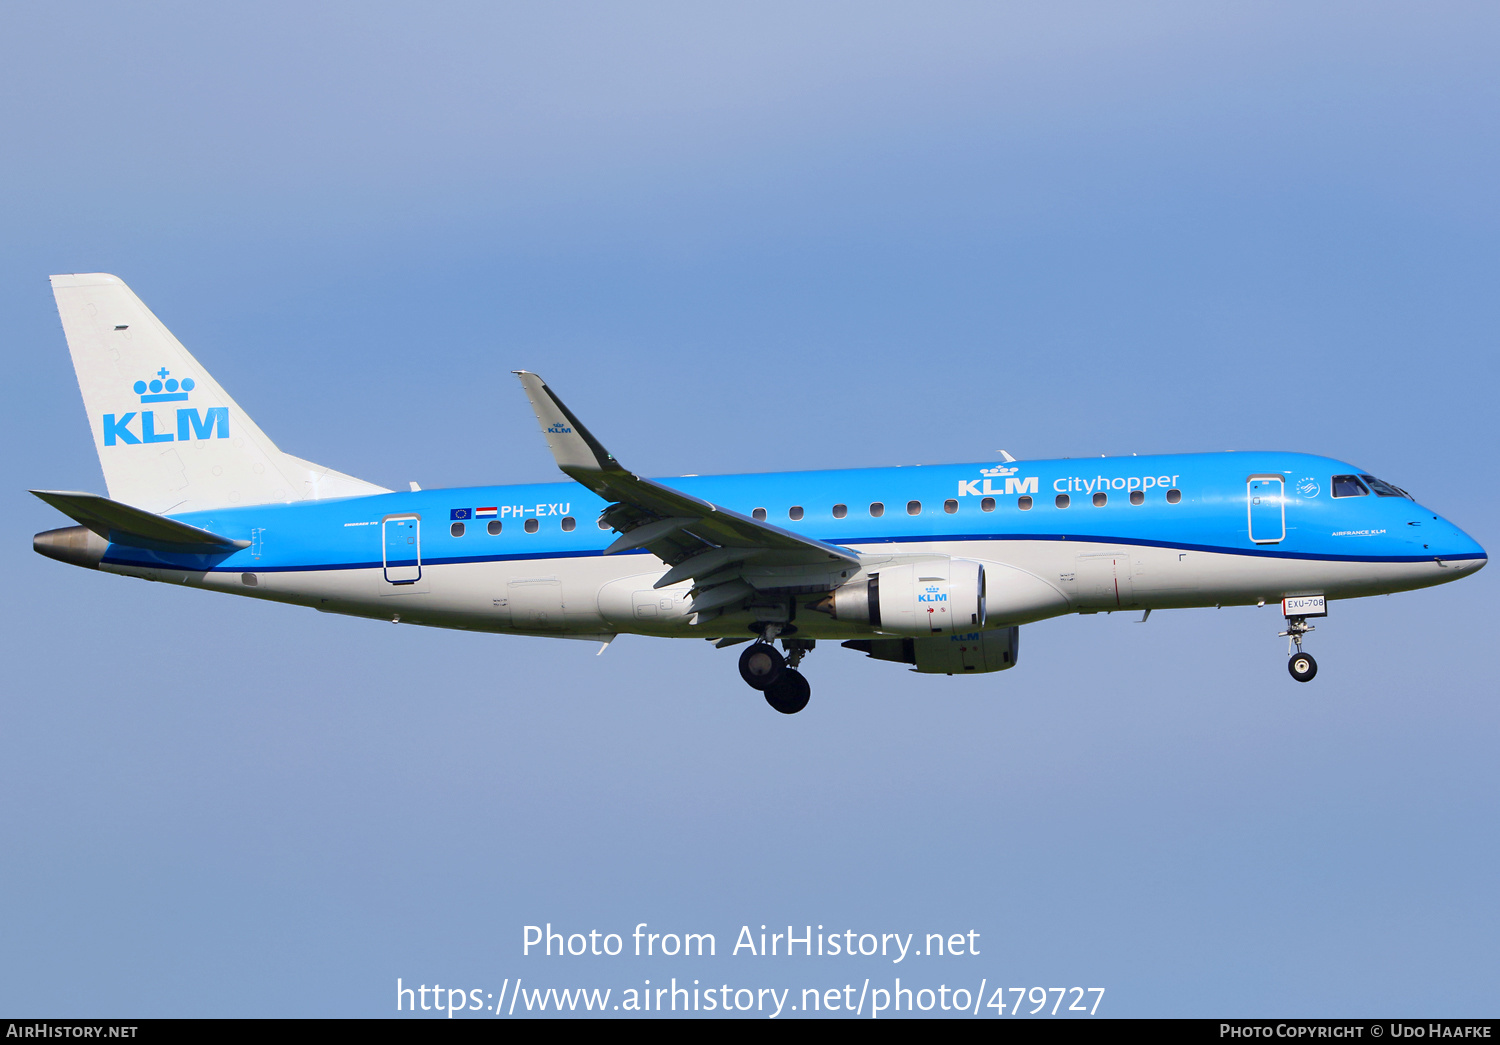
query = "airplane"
(31, 274, 1488, 714)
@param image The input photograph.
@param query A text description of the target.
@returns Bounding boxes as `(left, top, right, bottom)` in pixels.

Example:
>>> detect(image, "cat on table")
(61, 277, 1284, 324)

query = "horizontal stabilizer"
(30, 490, 249, 553)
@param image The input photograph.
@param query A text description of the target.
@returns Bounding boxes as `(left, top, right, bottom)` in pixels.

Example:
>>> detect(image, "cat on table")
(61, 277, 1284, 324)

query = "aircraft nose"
(1445, 544, 1486, 572)
(1428, 517, 1486, 572)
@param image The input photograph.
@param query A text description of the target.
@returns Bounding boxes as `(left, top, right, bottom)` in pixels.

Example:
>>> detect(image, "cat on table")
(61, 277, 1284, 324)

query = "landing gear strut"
(1280, 615, 1318, 683)
(735, 626, 814, 714)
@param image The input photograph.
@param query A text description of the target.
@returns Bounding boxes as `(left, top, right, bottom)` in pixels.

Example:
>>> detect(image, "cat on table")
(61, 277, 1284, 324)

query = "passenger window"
(832, 504, 848, 519)
(981, 497, 996, 512)
(1017, 496, 1032, 510)
(752, 507, 767, 520)
(488, 520, 503, 536)
(1129, 490, 1144, 505)
(1055, 494, 1070, 509)
(450, 521, 466, 537)
(561, 517, 576, 532)
(1092, 492, 1107, 507)
(944, 499, 958, 514)
(1331, 475, 1369, 498)
(1166, 489, 1182, 504)
(597, 517, 610, 530)
(907, 500, 921, 515)
(524, 518, 539, 533)
(869, 502, 885, 518)
(789, 506, 804, 521)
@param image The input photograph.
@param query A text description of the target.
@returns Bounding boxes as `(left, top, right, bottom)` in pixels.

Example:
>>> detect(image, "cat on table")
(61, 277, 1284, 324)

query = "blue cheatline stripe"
(838, 532, 1487, 564)
(99, 533, 1486, 574)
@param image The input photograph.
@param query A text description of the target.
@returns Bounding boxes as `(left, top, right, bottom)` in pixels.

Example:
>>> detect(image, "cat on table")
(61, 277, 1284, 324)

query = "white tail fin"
(50, 273, 389, 514)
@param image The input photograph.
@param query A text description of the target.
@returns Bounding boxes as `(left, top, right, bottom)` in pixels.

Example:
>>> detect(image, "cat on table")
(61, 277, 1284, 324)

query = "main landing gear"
(1280, 615, 1318, 683)
(736, 626, 813, 714)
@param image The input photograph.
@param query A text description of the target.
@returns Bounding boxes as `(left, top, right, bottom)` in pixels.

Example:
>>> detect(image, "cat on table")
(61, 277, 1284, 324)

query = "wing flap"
(603, 516, 700, 555)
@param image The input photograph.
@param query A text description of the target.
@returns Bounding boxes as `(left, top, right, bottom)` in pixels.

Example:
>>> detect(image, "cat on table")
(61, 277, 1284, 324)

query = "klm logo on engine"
(917, 585, 948, 603)
(957, 465, 1038, 497)
(101, 368, 229, 446)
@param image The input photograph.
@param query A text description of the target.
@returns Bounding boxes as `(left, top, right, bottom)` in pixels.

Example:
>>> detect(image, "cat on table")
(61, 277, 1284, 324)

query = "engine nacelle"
(828, 558, 985, 636)
(843, 627, 1020, 675)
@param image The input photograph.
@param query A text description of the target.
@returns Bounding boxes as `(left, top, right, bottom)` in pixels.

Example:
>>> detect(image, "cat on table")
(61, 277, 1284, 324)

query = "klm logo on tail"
(102, 368, 228, 446)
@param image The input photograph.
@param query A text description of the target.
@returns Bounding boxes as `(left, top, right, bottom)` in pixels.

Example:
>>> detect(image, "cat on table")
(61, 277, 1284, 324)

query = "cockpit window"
(1360, 474, 1412, 499)
(1331, 475, 1369, 498)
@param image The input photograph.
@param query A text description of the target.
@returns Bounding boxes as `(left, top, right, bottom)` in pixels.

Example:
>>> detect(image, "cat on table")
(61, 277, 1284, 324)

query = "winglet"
(512, 371, 618, 476)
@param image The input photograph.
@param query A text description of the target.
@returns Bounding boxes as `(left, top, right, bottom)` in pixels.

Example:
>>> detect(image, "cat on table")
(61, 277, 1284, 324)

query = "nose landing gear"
(1280, 615, 1318, 683)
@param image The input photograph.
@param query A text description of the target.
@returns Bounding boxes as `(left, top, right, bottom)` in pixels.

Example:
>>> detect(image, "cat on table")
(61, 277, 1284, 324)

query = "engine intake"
(826, 558, 985, 636)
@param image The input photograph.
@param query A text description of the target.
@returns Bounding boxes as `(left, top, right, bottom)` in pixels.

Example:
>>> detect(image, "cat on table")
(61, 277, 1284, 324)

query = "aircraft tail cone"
(33, 525, 107, 570)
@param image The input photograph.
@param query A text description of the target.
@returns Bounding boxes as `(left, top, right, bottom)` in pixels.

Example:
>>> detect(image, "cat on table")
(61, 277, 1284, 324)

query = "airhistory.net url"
(396, 978, 1105, 1018)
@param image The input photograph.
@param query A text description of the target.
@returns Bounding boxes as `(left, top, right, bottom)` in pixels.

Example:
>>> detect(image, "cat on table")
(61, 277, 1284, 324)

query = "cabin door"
(382, 515, 423, 584)
(1247, 476, 1286, 544)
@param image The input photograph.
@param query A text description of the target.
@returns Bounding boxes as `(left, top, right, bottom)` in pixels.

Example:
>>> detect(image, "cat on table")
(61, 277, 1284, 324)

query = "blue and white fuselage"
(30, 275, 1486, 711)
(93, 452, 1485, 636)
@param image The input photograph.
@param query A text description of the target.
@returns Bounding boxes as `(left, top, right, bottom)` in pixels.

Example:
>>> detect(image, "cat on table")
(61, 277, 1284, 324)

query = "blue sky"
(3, 2, 1497, 1017)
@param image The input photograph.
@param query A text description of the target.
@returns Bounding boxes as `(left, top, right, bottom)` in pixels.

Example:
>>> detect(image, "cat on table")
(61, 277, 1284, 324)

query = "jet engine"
(823, 558, 986, 636)
(843, 626, 1020, 674)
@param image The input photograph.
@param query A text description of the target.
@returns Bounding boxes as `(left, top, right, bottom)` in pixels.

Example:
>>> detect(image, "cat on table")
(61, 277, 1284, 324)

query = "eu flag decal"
(450, 507, 472, 521)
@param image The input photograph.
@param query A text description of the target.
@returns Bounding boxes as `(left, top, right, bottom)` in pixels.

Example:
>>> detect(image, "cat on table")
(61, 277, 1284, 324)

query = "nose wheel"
(1279, 614, 1319, 684)
(1288, 651, 1318, 682)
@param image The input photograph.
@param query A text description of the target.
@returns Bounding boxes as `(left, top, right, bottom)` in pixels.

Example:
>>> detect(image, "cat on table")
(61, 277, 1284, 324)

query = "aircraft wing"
(513, 372, 861, 619)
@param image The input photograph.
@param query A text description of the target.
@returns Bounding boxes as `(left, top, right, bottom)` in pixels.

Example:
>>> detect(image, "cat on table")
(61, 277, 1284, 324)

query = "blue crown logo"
(133, 367, 195, 403)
